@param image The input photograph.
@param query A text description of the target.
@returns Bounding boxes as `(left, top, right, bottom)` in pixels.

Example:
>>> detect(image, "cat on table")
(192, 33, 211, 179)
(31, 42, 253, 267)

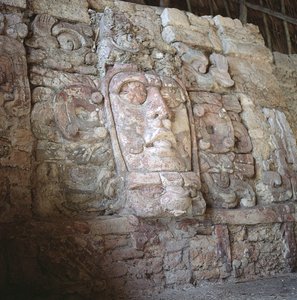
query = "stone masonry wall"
(0, 0, 297, 299)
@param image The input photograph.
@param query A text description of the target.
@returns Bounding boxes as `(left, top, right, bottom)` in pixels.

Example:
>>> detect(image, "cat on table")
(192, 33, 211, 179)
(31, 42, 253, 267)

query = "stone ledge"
(0, 203, 295, 237)
(205, 203, 295, 225)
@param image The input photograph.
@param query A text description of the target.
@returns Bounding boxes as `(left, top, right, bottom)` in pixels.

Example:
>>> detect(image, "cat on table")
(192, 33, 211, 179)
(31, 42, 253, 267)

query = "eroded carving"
(192, 92, 255, 208)
(29, 66, 116, 216)
(0, 12, 28, 41)
(0, 34, 32, 220)
(0, 36, 30, 118)
(257, 109, 297, 202)
(26, 14, 97, 74)
(54, 85, 106, 142)
(172, 43, 234, 92)
(104, 64, 205, 217)
(97, 8, 141, 77)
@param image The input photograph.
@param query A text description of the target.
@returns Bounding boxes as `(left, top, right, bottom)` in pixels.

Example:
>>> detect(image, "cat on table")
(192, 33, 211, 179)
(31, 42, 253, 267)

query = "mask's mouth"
(145, 128, 177, 150)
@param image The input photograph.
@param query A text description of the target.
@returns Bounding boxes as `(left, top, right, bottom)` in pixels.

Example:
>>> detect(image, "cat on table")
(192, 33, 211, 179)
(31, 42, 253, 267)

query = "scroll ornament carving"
(172, 42, 234, 91)
(103, 64, 206, 217)
(26, 14, 97, 74)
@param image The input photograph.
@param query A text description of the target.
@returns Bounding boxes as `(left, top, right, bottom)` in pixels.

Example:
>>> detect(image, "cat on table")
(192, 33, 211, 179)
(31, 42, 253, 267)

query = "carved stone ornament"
(0, 35, 30, 118)
(257, 108, 297, 202)
(54, 85, 105, 142)
(103, 64, 206, 217)
(192, 92, 256, 208)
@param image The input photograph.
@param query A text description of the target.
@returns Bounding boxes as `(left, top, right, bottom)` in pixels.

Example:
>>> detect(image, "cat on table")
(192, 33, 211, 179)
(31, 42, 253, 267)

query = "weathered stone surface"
(213, 15, 272, 61)
(190, 235, 221, 281)
(228, 57, 284, 107)
(161, 8, 189, 28)
(191, 91, 255, 209)
(215, 224, 232, 277)
(26, 15, 96, 75)
(273, 52, 297, 136)
(0, 34, 32, 222)
(91, 216, 138, 235)
(103, 64, 205, 217)
(256, 109, 297, 203)
(0, 0, 26, 8)
(1, 1, 297, 296)
(28, 64, 114, 216)
(162, 25, 215, 52)
(0, 12, 28, 41)
(281, 222, 297, 271)
(28, 0, 89, 23)
(230, 224, 287, 278)
(88, 0, 114, 11)
(207, 204, 295, 225)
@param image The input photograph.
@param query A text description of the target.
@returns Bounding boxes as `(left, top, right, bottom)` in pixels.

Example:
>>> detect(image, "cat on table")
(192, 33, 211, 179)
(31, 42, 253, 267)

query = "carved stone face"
(109, 71, 192, 172)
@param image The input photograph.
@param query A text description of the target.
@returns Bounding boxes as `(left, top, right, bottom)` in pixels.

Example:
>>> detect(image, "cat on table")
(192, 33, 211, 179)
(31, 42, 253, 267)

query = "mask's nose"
(146, 87, 173, 121)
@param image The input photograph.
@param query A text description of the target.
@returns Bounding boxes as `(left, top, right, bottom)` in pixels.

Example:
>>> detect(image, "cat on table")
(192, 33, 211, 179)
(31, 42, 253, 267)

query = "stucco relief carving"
(256, 109, 297, 202)
(97, 8, 142, 77)
(191, 92, 255, 208)
(26, 14, 97, 75)
(173, 43, 234, 92)
(30, 67, 116, 216)
(103, 64, 206, 217)
(0, 12, 28, 41)
(0, 36, 30, 118)
(0, 33, 32, 220)
(54, 85, 106, 142)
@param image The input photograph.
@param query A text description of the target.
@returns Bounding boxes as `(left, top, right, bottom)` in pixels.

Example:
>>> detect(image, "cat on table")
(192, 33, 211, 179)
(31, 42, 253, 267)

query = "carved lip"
(145, 129, 177, 150)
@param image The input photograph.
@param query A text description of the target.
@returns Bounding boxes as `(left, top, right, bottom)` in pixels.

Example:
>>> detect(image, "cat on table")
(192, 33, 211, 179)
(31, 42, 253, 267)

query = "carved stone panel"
(103, 64, 206, 217)
(26, 14, 97, 75)
(172, 42, 234, 92)
(256, 109, 297, 203)
(0, 35, 32, 221)
(191, 92, 255, 208)
(30, 68, 115, 217)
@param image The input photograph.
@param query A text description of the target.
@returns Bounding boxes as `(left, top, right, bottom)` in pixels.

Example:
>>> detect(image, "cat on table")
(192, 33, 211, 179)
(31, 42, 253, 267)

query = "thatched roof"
(126, 0, 297, 54)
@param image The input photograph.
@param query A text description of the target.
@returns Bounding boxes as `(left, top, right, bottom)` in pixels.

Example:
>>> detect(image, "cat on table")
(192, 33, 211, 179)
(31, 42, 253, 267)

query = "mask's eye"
(119, 81, 147, 105)
(161, 87, 186, 108)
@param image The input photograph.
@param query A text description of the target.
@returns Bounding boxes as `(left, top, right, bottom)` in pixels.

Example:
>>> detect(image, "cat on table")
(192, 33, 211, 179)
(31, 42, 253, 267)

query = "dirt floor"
(148, 273, 297, 300)
(3, 273, 297, 299)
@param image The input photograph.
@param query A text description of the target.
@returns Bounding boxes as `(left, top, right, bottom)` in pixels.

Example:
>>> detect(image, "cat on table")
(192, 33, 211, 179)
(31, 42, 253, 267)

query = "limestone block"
(164, 269, 191, 285)
(213, 15, 243, 29)
(162, 25, 217, 52)
(161, 8, 189, 28)
(228, 57, 284, 107)
(190, 234, 222, 280)
(214, 15, 272, 61)
(187, 12, 210, 28)
(0, 0, 26, 8)
(91, 216, 139, 235)
(88, 0, 114, 12)
(28, 0, 89, 24)
(111, 248, 144, 261)
(207, 203, 295, 225)
(127, 258, 163, 278)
